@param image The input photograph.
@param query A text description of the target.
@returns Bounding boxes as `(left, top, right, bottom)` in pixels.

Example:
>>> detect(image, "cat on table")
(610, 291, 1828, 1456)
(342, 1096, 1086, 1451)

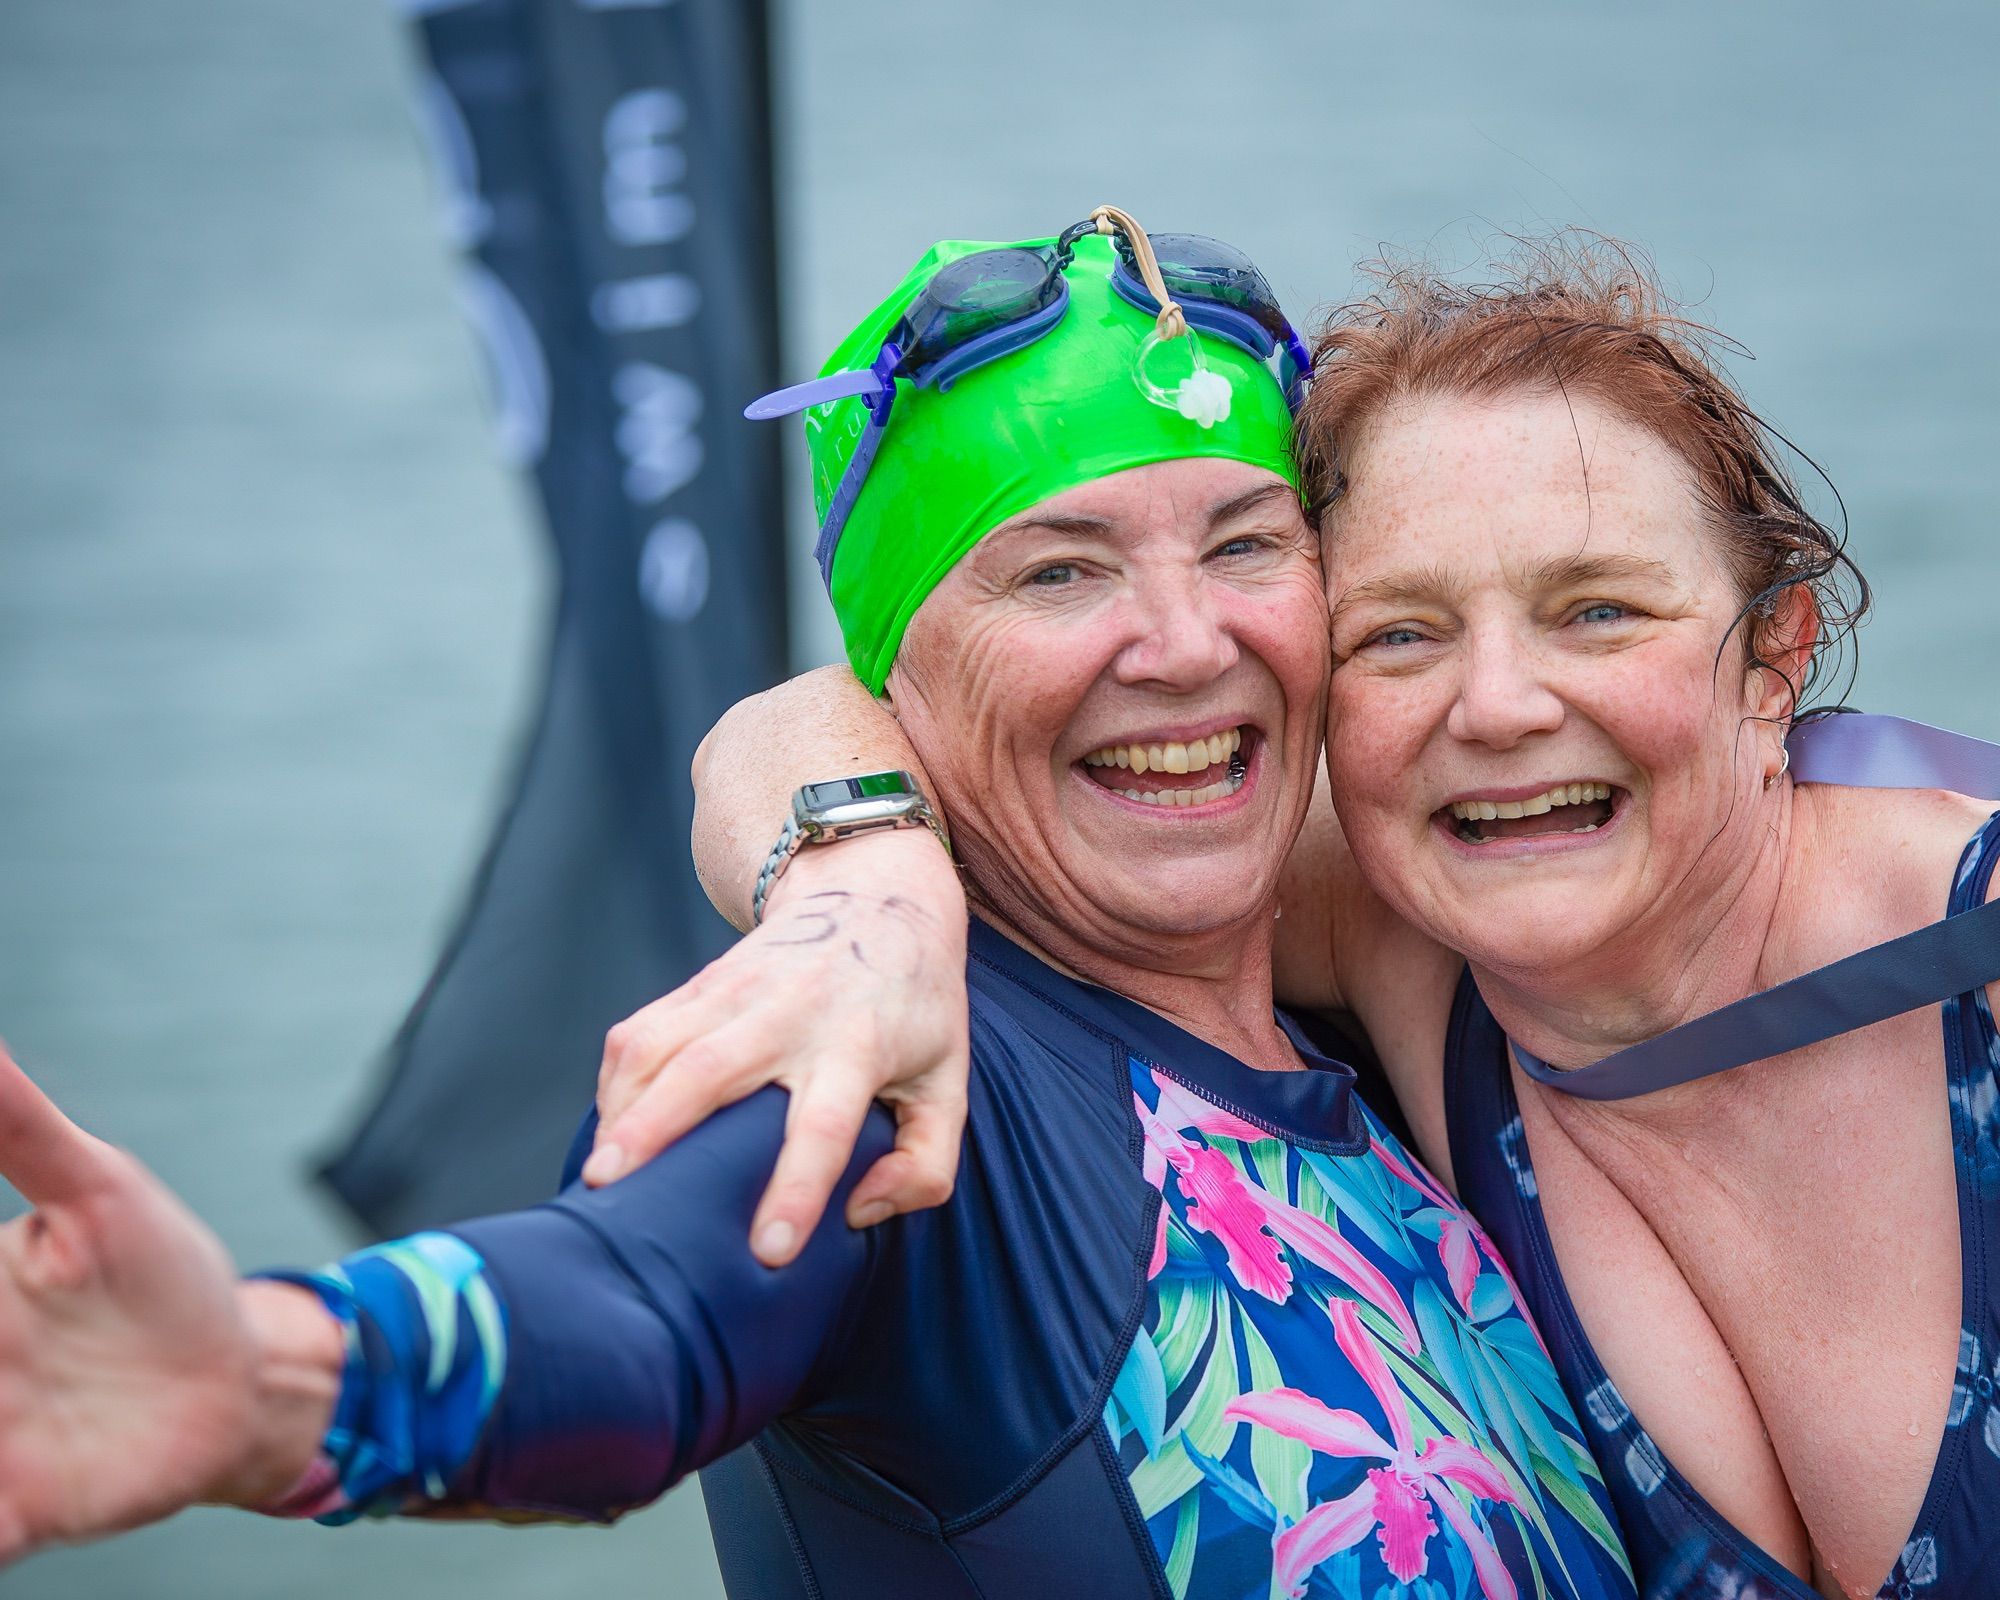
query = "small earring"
(1764, 745, 1792, 790)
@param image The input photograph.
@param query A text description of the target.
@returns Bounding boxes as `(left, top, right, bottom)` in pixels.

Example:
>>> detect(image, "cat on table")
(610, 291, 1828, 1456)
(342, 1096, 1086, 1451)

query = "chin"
(1095, 865, 1278, 943)
(1424, 874, 1626, 976)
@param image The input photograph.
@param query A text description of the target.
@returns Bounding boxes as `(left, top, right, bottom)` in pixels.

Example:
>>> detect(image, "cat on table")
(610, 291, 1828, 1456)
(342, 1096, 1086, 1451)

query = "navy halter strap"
(1511, 712, 2000, 1101)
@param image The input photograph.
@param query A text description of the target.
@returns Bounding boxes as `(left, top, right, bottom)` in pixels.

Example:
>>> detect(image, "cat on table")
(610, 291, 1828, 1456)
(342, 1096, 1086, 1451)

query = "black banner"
(320, 0, 785, 1236)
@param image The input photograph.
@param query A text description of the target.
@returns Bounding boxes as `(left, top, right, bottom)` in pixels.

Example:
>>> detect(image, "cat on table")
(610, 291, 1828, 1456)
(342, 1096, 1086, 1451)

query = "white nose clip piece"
(1135, 328, 1233, 428)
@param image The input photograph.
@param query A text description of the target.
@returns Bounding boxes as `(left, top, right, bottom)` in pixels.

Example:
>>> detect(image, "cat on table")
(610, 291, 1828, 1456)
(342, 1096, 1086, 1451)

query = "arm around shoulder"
(586, 665, 974, 1267)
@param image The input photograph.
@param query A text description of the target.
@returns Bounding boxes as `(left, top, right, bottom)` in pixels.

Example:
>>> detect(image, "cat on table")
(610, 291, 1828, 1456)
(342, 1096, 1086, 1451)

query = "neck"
(1469, 784, 1802, 1125)
(969, 883, 1298, 1070)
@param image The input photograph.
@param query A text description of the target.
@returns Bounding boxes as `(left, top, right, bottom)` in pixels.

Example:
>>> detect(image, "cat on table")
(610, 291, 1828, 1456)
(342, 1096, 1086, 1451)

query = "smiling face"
(1323, 388, 1797, 978)
(885, 457, 1328, 969)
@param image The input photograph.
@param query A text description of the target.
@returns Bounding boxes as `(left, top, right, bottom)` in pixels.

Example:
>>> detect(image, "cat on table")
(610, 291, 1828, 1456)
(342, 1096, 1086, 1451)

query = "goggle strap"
(814, 401, 892, 589)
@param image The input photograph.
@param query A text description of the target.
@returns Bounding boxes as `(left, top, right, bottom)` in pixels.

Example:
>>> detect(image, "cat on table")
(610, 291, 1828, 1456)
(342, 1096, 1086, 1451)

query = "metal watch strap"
(750, 788, 951, 927)
(751, 813, 807, 926)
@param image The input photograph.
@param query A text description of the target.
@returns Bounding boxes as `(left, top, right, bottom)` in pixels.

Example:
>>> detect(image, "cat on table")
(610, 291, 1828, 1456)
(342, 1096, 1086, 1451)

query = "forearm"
(692, 664, 945, 929)
(249, 1094, 891, 1526)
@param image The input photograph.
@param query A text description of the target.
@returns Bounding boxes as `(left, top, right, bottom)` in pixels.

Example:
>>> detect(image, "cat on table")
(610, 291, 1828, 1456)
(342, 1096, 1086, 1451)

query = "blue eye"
(1028, 563, 1076, 586)
(1375, 626, 1426, 647)
(1575, 602, 1627, 624)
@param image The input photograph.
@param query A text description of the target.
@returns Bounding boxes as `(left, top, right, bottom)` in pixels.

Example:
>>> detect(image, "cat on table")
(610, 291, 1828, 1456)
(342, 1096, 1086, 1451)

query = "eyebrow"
(1522, 551, 1683, 590)
(1330, 561, 1466, 620)
(1206, 481, 1302, 528)
(990, 480, 1301, 543)
(1333, 550, 1684, 619)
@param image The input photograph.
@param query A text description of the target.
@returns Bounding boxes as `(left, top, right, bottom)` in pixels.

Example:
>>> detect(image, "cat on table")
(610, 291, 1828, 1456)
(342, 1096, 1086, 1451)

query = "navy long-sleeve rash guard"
(275, 920, 1635, 1599)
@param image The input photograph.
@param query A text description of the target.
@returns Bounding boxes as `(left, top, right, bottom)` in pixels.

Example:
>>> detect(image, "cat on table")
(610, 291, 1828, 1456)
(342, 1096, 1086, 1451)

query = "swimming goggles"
(745, 206, 1313, 584)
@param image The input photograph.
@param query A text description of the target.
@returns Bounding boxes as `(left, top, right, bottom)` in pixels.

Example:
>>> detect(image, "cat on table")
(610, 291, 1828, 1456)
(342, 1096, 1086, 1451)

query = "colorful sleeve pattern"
(251, 1231, 507, 1524)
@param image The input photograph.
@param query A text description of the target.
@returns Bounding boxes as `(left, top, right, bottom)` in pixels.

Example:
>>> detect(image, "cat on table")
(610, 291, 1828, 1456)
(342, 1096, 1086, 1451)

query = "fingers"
(0, 1044, 113, 1207)
(844, 1090, 965, 1228)
(747, 1073, 876, 1268)
(587, 1014, 789, 1186)
(595, 991, 726, 1133)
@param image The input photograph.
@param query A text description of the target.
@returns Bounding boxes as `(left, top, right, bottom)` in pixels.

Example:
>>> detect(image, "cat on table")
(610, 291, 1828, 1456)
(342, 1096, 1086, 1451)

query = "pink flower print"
(1371, 1136, 1535, 1338)
(1150, 1073, 1271, 1146)
(1135, 1091, 1291, 1300)
(1439, 1213, 1481, 1315)
(1258, 1197, 1421, 1353)
(1181, 1141, 1294, 1301)
(1133, 1086, 1422, 1346)
(1228, 1299, 1523, 1600)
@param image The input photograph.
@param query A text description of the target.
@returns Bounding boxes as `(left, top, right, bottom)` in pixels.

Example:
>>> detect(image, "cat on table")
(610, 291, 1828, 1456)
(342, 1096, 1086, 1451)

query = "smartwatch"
(751, 770, 951, 925)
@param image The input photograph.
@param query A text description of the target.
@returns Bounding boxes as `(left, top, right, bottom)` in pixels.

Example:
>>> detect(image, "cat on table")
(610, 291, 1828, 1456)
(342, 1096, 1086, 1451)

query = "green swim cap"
(804, 233, 1300, 693)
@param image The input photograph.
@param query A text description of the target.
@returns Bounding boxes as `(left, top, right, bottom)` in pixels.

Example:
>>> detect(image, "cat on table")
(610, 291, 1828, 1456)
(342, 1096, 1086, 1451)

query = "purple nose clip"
(743, 369, 886, 420)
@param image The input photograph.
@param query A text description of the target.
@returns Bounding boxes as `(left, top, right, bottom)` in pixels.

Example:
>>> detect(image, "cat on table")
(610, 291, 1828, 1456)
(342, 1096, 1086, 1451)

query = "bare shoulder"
(1784, 787, 1999, 1018)
(1794, 784, 1993, 915)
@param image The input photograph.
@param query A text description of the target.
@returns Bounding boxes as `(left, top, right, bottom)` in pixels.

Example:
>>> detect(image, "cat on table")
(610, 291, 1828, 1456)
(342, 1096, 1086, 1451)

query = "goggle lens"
(902, 247, 1061, 370)
(1117, 232, 1290, 343)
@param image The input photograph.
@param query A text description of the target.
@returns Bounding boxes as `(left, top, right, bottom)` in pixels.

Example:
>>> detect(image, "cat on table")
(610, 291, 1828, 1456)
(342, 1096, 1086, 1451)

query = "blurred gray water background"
(1, 2, 1993, 1596)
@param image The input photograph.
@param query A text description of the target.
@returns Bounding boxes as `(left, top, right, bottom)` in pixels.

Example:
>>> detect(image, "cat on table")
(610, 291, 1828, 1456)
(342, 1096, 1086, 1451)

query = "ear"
(1746, 584, 1819, 722)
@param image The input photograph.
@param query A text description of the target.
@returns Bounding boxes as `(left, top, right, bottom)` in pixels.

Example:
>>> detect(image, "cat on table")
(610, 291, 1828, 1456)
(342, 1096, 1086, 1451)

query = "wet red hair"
(1295, 234, 1868, 710)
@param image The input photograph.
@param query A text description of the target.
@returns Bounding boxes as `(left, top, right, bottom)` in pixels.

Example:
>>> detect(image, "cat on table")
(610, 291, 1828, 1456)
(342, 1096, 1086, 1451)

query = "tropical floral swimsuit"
(266, 918, 1634, 1600)
(1445, 811, 2000, 1600)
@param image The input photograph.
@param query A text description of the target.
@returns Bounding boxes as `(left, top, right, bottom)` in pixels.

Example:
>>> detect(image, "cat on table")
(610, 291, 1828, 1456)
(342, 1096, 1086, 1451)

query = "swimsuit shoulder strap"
(1517, 713, 2000, 1101)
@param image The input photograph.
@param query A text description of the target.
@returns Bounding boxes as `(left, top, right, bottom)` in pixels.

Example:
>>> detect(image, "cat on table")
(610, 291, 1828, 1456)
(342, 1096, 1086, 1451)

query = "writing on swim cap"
(789, 230, 1301, 694)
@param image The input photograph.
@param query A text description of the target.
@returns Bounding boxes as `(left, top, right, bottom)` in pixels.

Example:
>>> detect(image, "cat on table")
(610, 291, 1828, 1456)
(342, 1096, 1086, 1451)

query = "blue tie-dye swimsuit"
(1446, 811, 2000, 1600)
(267, 919, 1635, 1600)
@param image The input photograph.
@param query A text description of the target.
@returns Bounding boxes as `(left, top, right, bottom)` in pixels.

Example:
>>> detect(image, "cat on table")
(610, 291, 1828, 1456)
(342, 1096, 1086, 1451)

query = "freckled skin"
(1316, 389, 1984, 1600)
(1324, 390, 1785, 999)
(887, 457, 1329, 1060)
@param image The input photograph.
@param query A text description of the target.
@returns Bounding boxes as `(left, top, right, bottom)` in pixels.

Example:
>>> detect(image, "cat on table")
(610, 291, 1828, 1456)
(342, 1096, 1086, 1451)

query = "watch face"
(801, 773, 909, 811)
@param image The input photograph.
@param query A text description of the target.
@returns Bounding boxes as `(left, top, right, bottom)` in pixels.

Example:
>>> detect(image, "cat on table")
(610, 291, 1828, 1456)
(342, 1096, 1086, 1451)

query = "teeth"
(1112, 770, 1246, 808)
(1082, 725, 1243, 774)
(1448, 781, 1610, 822)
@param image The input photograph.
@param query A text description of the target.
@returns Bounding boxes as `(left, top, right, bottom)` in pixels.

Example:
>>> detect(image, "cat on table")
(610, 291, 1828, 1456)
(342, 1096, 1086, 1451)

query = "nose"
(1110, 565, 1239, 691)
(1446, 625, 1564, 749)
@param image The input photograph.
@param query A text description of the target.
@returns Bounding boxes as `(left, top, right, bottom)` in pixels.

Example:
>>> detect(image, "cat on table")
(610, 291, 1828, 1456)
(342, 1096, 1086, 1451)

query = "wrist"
(760, 827, 964, 928)
(210, 1280, 347, 1510)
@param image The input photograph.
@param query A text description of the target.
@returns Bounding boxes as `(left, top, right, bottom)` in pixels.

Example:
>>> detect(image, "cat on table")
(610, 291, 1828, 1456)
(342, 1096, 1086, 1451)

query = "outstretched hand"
(0, 1043, 318, 1564)
(587, 835, 972, 1266)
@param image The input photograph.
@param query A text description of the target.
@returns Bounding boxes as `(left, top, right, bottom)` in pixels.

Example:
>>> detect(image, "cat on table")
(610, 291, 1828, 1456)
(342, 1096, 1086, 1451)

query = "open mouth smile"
(1439, 781, 1621, 845)
(1077, 725, 1254, 809)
